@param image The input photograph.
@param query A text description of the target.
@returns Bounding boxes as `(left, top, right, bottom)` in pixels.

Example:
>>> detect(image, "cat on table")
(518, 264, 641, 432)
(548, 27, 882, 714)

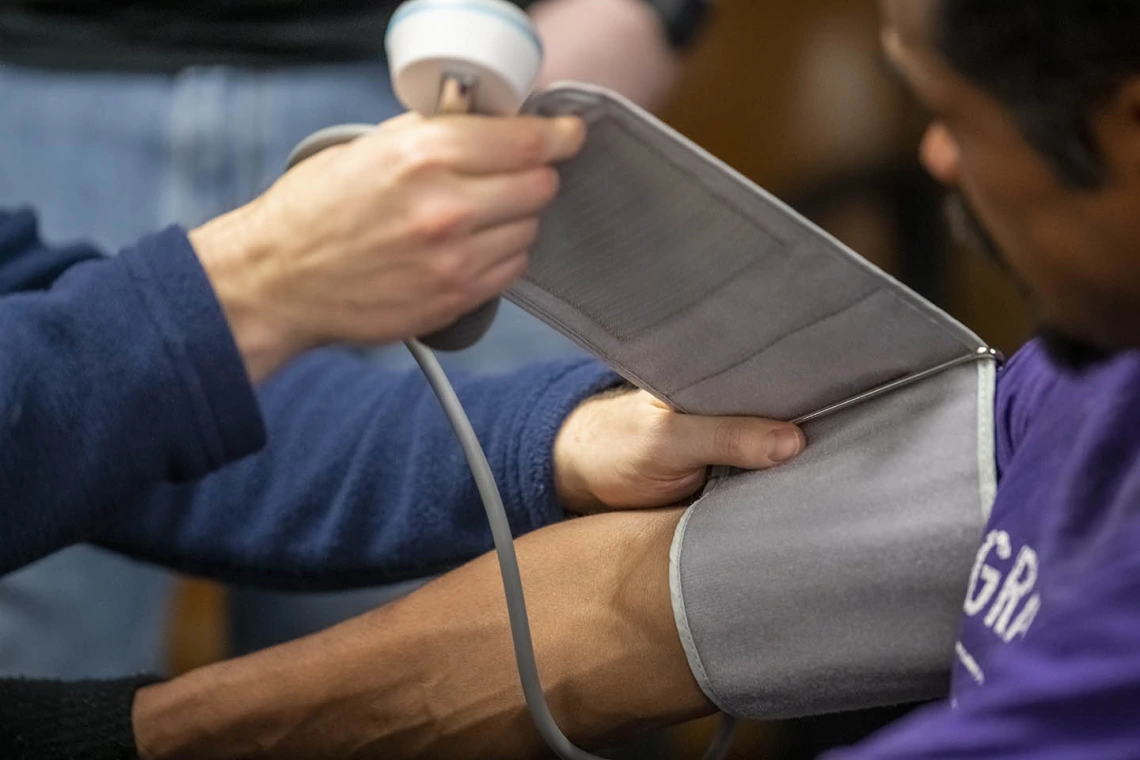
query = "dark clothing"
(0, 204, 616, 756)
(0, 206, 619, 583)
(0, 677, 157, 760)
(831, 341, 1140, 759)
(0, 0, 709, 72)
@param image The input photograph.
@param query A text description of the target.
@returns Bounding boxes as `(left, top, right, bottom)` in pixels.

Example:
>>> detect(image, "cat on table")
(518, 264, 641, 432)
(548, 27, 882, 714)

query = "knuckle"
(397, 128, 450, 177)
(428, 249, 471, 291)
(516, 217, 541, 248)
(515, 127, 548, 166)
(382, 111, 423, 132)
(408, 200, 473, 244)
(495, 251, 530, 286)
(532, 166, 561, 203)
(639, 407, 675, 448)
(477, 253, 528, 300)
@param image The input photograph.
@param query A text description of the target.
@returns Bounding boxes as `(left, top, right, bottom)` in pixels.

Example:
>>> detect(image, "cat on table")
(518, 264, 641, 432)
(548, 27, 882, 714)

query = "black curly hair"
(934, 1, 1140, 188)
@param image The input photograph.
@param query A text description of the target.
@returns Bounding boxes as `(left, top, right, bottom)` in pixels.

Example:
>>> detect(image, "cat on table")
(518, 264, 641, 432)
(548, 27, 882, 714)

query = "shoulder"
(995, 339, 1140, 475)
(993, 340, 1065, 473)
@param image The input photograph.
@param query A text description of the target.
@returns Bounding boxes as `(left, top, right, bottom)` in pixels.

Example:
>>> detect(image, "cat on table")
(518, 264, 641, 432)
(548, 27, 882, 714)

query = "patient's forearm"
(134, 509, 708, 759)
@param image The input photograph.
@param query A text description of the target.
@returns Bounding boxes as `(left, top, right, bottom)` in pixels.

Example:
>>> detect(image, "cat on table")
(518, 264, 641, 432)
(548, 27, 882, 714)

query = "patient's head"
(880, 0, 1140, 369)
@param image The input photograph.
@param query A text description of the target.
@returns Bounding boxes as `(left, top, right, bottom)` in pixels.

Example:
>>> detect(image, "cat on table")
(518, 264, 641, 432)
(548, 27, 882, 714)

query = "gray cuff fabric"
(512, 84, 998, 720)
(516, 85, 985, 421)
(671, 360, 995, 719)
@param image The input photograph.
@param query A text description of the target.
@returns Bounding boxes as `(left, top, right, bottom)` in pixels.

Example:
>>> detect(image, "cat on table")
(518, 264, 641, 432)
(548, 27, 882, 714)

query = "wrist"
(131, 666, 280, 760)
(132, 622, 385, 760)
(552, 438, 601, 514)
(189, 202, 309, 384)
(553, 386, 634, 514)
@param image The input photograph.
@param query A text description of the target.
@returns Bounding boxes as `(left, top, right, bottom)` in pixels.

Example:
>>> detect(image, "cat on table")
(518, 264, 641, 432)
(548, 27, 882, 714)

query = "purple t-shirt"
(831, 339, 1140, 759)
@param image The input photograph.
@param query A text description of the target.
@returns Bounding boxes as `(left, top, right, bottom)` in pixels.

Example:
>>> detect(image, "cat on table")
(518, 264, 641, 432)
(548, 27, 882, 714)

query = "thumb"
(672, 415, 806, 471)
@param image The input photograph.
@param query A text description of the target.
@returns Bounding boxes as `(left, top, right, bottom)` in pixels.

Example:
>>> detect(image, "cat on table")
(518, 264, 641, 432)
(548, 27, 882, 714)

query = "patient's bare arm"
(134, 508, 704, 760)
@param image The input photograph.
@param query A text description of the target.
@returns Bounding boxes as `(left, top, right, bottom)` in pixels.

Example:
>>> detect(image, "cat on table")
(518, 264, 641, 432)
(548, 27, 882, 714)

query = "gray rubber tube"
(287, 129, 737, 760)
(406, 338, 737, 760)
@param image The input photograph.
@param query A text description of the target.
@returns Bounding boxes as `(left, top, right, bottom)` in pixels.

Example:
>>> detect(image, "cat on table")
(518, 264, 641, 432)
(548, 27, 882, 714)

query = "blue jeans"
(0, 60, 584, 674)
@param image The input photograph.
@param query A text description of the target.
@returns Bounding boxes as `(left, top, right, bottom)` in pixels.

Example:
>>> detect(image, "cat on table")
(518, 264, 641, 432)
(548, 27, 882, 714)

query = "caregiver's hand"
(188, 112, 586, 383)
(553, 387, 806, 514)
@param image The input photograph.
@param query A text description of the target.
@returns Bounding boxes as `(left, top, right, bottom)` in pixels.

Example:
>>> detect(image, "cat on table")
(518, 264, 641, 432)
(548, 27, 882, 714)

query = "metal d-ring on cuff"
(791, 346, 1004, 426)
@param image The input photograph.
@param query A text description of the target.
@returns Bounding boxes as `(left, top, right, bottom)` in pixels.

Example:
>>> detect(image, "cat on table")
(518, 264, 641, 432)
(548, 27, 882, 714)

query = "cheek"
(958, 154, 1037, 256)
(956, 148, 1065, 273)
(955, 147, 1127, 341)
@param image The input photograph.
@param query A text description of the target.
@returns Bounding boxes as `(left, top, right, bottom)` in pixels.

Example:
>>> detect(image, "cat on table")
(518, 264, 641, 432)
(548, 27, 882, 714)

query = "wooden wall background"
(661, 0, 1030, 354)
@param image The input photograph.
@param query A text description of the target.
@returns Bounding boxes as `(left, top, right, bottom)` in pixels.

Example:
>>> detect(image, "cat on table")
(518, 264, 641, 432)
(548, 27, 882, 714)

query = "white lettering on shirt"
(986, 545, 1039, 636)
(961, 530, 1044, 658)
(955, 641, 986, 685)
(964, 530, 1012, 617)
(1003, 592, 1041, 642)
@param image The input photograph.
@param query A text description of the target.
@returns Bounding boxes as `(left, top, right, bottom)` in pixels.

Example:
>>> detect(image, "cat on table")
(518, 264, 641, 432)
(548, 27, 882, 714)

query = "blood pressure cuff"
(671, 359, 995, 717)
(515, 84, 997, 718)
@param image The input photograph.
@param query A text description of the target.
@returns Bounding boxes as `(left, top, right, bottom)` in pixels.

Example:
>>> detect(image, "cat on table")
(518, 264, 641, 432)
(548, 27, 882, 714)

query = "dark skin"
(881, 0, 1140, 355)
(133, 508, 710, 759)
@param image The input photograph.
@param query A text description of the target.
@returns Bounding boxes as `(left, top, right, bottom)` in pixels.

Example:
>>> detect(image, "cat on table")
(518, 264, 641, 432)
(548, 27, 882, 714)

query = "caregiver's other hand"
(554, 387, 805, 514)
(189, 113, 586, 383)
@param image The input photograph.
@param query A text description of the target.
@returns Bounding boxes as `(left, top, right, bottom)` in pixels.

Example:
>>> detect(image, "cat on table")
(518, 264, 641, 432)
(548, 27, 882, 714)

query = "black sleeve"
(0, 676, 159, 760)
(641, 0, 713, 48)
(514, 0, 713, 49)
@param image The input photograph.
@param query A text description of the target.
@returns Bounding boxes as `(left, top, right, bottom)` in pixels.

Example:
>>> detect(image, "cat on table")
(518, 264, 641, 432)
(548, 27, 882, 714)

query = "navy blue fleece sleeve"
(98, 351, 621, 589)
(1, 207, 620, 587)
(0, 209, 265, 575)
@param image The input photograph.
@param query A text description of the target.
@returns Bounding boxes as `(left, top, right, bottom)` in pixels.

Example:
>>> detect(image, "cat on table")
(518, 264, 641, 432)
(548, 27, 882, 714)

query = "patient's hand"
(554, 387, 805, 514)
